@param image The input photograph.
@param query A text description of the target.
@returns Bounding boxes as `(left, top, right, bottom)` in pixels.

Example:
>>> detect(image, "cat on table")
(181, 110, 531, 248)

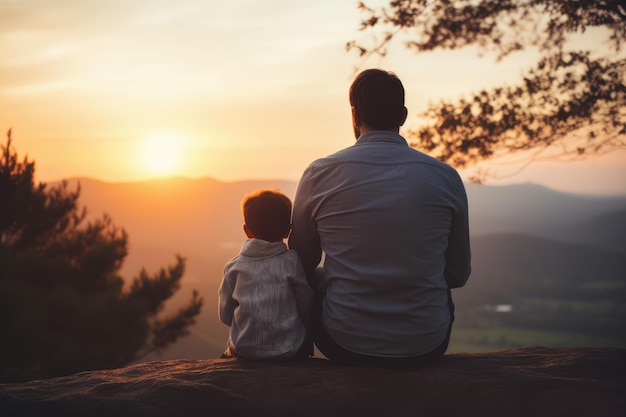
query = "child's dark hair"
(241, 189, 292, 242)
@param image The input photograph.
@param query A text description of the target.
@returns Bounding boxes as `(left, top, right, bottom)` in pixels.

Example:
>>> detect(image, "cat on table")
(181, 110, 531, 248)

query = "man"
(289, 68, 471, 366)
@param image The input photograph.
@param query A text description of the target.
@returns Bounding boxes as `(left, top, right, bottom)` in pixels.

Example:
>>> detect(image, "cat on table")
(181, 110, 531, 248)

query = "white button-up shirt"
(289, 131, 471, 357)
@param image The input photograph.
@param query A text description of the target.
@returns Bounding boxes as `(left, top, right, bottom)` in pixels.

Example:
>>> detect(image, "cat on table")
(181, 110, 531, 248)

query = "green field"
(448, 326, 626, 353)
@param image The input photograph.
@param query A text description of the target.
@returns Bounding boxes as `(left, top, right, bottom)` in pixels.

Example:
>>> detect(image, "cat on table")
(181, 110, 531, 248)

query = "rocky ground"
(1, 346, 625, 416)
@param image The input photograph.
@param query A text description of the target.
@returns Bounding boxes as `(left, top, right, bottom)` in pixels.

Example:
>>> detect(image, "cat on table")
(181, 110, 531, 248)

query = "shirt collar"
(240, 239, 288, 257)
(355, 131, 408, 146)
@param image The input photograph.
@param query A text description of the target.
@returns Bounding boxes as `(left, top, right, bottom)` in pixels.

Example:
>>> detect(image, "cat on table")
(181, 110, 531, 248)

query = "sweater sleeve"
(218, 264, 237, 326)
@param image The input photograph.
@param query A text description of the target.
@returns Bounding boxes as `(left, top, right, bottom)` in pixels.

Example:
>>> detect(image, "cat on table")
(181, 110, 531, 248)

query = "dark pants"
(312, 288, 455, 368)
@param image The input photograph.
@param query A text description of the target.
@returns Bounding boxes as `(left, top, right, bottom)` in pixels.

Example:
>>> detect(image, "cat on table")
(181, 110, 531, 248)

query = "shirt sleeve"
(289, 166, 323, 276)
(444, 178, 472, 289)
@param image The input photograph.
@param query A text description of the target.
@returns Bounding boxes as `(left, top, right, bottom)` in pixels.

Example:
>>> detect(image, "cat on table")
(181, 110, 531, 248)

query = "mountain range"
(56, 177, 626, 359)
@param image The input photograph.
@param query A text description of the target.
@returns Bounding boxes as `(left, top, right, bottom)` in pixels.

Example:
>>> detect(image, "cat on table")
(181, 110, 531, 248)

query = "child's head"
(241, 189, 292, 242)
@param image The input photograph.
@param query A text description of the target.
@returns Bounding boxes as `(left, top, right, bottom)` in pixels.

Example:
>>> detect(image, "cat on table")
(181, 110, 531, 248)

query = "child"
(218, 189, 315, 360)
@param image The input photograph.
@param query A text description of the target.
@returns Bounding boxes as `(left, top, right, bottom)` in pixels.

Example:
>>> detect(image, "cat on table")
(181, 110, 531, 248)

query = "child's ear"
(243, 224, 254, 238)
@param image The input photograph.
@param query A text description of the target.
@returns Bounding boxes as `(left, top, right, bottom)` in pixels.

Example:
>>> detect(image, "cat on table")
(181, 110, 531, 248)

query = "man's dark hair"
(241, 189, 292, 242)
(349, 69, 405, 130)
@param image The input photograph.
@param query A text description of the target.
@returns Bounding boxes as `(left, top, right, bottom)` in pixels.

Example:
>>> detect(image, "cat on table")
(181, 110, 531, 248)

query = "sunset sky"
(1, 0, 625, 195)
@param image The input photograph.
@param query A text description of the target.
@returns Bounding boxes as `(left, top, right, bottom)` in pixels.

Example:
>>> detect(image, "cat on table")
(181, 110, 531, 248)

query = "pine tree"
(0, 130, 203, 382)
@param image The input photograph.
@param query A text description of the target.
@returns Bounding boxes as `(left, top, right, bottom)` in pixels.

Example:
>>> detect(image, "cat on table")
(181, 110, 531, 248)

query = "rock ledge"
(1, 347, 625, 416)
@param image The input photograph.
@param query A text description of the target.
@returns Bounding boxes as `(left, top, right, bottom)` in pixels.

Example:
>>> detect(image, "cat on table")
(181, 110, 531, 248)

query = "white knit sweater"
(218, 239, 314, 360)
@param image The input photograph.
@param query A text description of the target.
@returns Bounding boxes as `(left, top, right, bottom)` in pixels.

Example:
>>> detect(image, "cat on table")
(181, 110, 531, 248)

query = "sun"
(140, 133, 182, 176)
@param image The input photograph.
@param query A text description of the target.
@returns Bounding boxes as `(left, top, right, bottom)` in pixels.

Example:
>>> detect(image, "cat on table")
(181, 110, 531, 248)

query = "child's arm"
(218, 267, 236, 327)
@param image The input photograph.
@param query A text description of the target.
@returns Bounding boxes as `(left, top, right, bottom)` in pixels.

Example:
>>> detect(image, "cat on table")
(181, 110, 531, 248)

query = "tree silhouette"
(0, 130, 203, 382)
(347, 0, 626, 180)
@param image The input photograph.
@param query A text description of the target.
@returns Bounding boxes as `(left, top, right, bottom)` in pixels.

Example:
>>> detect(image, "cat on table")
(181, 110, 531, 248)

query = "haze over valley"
(65, 177, 626, 360)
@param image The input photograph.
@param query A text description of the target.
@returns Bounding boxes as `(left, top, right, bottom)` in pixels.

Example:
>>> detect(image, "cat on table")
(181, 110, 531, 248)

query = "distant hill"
(52, 177, 626, 358)
(465, 182, 626, 242)
(461, 233, 626, 306)
(551, 209, 626, 253)
(65, 177, 297, 255)
(67, 177, 626, 249)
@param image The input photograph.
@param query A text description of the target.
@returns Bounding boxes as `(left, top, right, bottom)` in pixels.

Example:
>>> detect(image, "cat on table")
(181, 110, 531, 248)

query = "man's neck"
(357, 125, 400, 137)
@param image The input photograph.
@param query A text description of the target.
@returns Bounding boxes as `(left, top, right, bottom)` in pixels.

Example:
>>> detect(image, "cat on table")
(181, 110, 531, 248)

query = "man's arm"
(289, 167, 322, 276)
(444, 183, 471, 289)
(289, 257, 316, 356)
(288, 258, 316, 329)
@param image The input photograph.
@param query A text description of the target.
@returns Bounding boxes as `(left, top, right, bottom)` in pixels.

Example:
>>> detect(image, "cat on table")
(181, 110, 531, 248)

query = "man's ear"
(243, 224, 254, 238)
(352, 106, 363, 139)
(400, 106, 408, 126)
(351, 106, 361, 126)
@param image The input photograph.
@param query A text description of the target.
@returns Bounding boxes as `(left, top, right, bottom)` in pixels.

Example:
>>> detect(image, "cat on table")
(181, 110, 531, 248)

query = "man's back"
(290, 131, 470, 357)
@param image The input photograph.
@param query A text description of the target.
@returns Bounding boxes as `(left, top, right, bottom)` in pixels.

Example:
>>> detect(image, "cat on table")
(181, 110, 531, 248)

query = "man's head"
(349, 68, 407, 138)
(241, 189, 292, 242)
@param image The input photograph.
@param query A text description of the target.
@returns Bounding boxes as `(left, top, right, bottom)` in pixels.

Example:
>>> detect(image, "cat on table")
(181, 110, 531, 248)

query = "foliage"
(348, 0, 626, 179)
(0, 130, 203, 382)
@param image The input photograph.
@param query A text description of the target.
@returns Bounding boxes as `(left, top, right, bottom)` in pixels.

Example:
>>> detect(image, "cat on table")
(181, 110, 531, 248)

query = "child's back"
(218, 190, 314, 360)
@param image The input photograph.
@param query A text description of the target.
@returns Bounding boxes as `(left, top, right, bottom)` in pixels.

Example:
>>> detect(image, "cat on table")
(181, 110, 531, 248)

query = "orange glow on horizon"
(2, 2, 625, 194)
